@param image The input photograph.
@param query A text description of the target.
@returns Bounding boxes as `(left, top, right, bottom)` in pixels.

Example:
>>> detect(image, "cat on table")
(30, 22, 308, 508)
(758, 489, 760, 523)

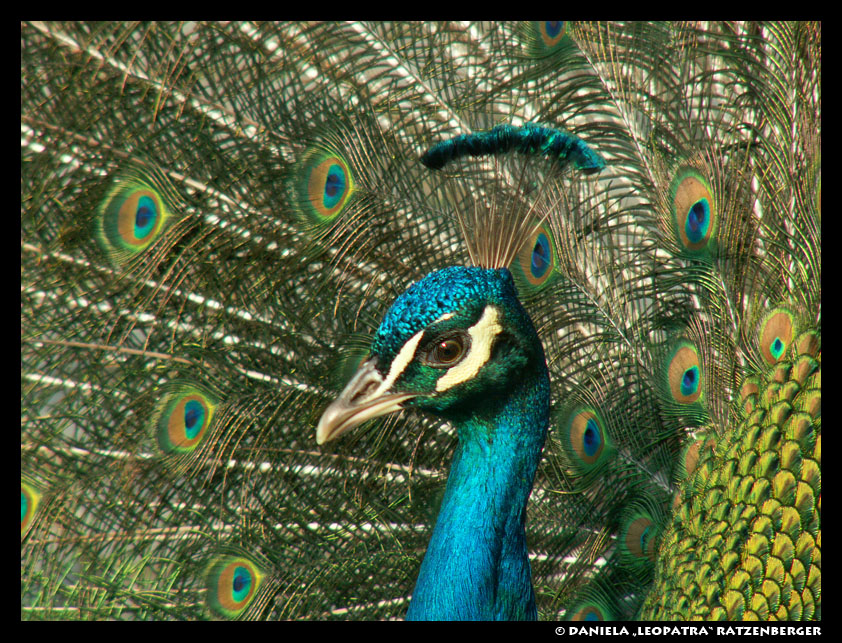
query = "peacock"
(21, 21, 820, 621)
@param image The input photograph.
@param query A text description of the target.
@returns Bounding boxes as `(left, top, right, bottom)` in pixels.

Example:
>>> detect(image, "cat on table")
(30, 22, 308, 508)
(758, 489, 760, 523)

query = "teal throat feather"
(407, 369, 549, 619)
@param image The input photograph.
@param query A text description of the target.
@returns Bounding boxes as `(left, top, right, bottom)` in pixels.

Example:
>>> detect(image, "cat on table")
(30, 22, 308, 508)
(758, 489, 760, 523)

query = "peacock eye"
(426, 335, 467, 367)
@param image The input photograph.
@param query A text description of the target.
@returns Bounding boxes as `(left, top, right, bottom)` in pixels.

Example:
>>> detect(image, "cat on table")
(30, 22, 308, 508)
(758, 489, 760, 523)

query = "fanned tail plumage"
(22, 21, 819, 620)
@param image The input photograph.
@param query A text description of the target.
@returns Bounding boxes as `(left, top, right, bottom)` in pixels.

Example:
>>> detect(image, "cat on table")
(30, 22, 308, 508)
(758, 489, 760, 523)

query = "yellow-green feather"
(640, 331, 820, 620)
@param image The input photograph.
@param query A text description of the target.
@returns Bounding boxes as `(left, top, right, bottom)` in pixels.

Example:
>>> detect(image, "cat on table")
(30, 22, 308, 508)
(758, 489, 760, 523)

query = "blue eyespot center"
(530, 233, 551, 278)
(771, 337, 785, 360)
(680, 366, 699, 397)
(183, 400, 206, 440)
(685, 199, 710, 243)
(323, 165, 346, 208)
(544, 21, 563, 38)
(134, 195, 158, 239)
(231, 566, 252, 601)
(583, 418, 602, 457)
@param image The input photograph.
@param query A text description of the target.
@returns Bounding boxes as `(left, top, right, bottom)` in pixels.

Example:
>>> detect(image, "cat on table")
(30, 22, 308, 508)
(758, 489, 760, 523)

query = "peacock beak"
(316, 359, 417, 445)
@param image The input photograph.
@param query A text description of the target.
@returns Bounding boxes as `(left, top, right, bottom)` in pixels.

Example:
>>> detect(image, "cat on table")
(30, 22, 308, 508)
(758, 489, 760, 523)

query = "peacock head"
(317, 266, 545, 444)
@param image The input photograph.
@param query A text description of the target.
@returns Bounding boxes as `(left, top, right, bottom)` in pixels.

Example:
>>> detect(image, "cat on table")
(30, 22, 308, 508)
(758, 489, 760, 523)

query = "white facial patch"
(435, 305, 502, 392)
(370, 329, 425, 400)
(373, 309, 459, 396)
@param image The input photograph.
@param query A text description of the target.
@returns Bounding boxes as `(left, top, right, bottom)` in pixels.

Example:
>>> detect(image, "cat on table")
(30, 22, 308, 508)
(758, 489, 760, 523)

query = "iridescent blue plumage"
(321, 266, 550, 619)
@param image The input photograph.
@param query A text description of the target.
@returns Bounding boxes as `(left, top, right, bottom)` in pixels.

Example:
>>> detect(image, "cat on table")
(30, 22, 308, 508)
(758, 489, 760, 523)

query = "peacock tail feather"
(22, 21, 819, 620)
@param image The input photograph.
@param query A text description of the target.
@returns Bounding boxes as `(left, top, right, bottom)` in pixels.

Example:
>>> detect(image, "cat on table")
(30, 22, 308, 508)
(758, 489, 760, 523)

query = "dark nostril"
(350, 380, 377, 403)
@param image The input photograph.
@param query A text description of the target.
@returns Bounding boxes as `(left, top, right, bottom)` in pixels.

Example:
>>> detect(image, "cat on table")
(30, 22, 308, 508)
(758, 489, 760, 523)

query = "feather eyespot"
(153, 385, 218, 456)
(521, 21, 573, 59)
(113, 190, 163, 245)
(618, 498, 664, 573)
(205, 555, 264, 619)
(666, 342, 703, 404)
(759, 308, 795, 365)
(668, 169, 718, 254)
(291, 146, 356, 226)
(625, 517, 655, 561)
(96, 168, 179, 265)
(537, 21, 568, 49)
(309, 158, 350, 214)
(561, 406, 613, 474)
(513, 221, 558, 294)
(573, 412, 604, 464)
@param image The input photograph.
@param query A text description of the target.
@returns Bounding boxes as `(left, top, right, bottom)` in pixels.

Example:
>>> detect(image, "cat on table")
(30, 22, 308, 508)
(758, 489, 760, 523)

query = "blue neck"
(406, 368, 550, 620)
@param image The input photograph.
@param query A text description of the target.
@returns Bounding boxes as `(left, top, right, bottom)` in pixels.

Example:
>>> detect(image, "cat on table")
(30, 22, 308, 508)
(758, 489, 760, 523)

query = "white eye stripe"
(436, 306, 501, 392)
(374, 311, 460, 394)
(370, 329, 425, 399)
(371, 305, 502, 398)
